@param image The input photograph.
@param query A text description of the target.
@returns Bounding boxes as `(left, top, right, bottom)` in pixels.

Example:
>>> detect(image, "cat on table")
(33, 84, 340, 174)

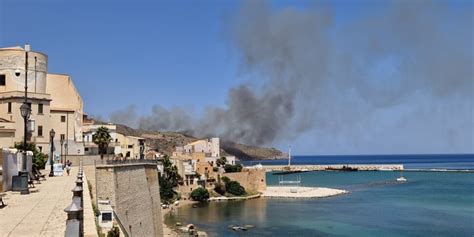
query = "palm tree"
(92, 126, 112, 160)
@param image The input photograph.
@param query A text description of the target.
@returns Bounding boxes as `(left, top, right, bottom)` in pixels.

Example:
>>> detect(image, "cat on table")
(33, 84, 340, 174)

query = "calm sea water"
(165, 155, 474, 236)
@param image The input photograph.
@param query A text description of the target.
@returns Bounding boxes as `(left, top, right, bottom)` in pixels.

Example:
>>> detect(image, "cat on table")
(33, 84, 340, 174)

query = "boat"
(396, 170, 407, 182)
(396, 176, 407, 182)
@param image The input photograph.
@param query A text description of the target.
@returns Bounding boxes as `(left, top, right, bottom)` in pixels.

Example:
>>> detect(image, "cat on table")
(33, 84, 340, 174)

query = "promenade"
(0, 167, 85, 237)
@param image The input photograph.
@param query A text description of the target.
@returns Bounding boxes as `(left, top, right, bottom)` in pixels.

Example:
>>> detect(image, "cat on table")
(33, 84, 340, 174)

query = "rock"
(176, 222, 182, 226)
(197, 231, 208, 237)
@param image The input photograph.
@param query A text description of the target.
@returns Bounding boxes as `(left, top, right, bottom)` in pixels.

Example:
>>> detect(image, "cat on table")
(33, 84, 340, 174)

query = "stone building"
(0, 45, 84, 156)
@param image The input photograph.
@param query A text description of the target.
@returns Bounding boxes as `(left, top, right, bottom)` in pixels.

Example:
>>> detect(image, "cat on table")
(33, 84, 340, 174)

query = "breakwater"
(261, 164, 404, 172)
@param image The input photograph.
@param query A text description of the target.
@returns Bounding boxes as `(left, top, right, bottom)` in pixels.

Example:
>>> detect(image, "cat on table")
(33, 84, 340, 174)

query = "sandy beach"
(263, 186, 348, 198)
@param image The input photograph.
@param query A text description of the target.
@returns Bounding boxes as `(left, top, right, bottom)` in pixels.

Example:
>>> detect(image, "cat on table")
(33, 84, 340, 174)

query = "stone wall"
(95, 163, 163, 236)
(223, 169, 266, 193)
(66, 155, 101, 166)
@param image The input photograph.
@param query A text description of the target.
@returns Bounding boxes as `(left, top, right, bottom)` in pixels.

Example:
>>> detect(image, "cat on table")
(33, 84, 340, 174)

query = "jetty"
(261, 164, 404, 172)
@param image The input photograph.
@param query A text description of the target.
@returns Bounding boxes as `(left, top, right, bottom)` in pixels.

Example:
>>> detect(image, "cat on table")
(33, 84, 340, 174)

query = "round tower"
(0, 45, 48, 94)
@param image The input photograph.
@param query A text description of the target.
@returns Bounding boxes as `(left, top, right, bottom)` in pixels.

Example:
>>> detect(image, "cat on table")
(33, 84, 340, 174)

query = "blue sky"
(0, 0, 367, 116)
(1, 0, 472, 154)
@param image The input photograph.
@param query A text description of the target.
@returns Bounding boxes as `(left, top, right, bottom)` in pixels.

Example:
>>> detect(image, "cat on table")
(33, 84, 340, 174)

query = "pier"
(260, 164, 404, 172)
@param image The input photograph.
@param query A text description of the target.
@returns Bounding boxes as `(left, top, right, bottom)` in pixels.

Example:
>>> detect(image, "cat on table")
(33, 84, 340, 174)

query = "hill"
(112, 123, 285, 160)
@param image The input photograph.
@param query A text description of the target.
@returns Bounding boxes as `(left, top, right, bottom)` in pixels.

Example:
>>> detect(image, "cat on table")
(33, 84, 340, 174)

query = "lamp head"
(50, 129, 56, 139)
(20, 103, 31, 119)
(15, 69, 21, 77)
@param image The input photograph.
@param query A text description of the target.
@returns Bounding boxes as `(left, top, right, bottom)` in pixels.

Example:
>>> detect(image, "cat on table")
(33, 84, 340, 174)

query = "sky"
(1, 0, 472, 155)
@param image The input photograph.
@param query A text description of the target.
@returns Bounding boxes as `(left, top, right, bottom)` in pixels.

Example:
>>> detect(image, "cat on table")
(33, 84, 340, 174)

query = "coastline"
(162, 200, 198, 236)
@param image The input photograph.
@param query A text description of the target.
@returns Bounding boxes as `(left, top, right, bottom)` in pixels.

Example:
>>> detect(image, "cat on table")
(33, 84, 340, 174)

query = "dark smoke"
(110, 1, 473, 153)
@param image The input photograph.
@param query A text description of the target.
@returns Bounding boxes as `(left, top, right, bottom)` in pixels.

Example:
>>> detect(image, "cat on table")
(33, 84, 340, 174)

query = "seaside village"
(0, 45, 269, 237)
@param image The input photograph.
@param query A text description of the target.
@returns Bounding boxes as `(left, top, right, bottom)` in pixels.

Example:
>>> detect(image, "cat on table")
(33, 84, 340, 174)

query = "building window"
(102, 212, 112, 221)
(7, 102, 11, 113)
(38, 104, 43, 114)
(61, 115, 66, 122)
(60, 134, 65, 141)
(38, 125, 43, 137)
(127, 145, 133, 149)
(0, 74, 5, 86)
(38, 146, 42, 152)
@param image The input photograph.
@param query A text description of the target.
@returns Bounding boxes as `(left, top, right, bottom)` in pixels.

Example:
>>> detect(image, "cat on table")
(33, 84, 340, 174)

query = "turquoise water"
(166, 171, 474, 236)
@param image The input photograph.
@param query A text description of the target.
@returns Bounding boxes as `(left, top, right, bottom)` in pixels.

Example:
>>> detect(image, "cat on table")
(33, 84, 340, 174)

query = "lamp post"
(19, 103, 31, 194)
(60, 137, 64, 165)
(18, 44, 31, 195)
(49, 129, 56, 177)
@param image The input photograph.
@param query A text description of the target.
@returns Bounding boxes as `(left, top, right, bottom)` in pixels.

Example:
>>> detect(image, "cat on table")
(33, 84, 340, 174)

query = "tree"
(214, 182, 226, 195)
(225, 180, 246, 196)
(191, 187, 209, 202)
(216, 157, 227, 167)
(92, 126, 112, 160)
(159, 155, 182, 203)
(14, 143, 48, 172)
(224, 164, 243, 173)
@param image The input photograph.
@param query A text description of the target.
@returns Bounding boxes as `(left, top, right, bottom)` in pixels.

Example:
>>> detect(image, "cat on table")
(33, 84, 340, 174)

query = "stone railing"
(94, 159, 158, 167)
(64, 163, 84, 237)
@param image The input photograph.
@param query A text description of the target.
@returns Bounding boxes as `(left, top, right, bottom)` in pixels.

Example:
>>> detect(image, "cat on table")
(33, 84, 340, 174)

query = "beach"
(263, 186, 348, 198)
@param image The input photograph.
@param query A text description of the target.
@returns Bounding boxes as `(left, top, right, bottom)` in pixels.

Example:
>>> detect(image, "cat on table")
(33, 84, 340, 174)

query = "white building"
(82, 123, 121, 155)
(178, 138, 220, 157)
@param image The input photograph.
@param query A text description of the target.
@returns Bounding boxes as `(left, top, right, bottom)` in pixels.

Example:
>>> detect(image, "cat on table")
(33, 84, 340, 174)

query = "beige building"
(0, 45, 84, 156)
(116, 133, 146, 158)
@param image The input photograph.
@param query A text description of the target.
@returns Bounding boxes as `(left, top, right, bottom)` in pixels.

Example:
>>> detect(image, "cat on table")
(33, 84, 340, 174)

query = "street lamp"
(60, 137, 64, 165)
(18, 44, 31, 194)
(49, 129, 56, 177)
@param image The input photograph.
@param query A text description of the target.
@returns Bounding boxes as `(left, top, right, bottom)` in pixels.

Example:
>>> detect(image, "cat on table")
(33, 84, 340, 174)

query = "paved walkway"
(0, 167, 78, 237)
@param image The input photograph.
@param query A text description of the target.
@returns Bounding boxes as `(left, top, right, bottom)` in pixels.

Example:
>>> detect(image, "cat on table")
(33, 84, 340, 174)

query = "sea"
(165, 154, 474, 236)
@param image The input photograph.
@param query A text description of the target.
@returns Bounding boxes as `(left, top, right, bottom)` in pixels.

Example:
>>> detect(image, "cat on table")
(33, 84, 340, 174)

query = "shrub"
(92, 202, 100, 217)
(224, 164, 242, 173)
(107, 226, 120, 237)
(14, 142, 48, 171)
(221, 176, 230, 184)
(226, 180, 246, 196)
(214, 182, 226, 195)
(212, 167, 219, 172)
(190, 187, 210, 202)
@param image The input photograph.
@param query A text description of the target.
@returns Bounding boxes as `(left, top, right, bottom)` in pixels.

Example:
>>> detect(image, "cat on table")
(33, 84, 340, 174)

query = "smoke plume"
(110, 1, 473, 153)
